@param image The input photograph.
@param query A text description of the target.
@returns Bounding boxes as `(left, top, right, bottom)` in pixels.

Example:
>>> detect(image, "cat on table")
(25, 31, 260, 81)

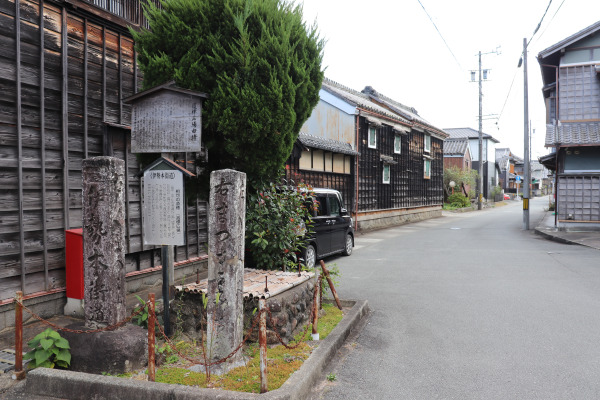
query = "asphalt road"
(312, 198, 600, 400)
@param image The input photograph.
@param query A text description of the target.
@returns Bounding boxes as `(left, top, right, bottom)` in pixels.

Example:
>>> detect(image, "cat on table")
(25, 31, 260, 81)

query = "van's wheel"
(342, 234, 353, 256)
(304, 244, 316, 269)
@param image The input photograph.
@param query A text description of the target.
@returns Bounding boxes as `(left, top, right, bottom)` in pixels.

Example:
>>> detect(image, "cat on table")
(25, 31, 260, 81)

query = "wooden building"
(444, 138, 472, 170)
(443, 127, 500, 200)
(286, 78, 448, 231)
(0, 0, 207, 319)
(538, 20, 600, 229)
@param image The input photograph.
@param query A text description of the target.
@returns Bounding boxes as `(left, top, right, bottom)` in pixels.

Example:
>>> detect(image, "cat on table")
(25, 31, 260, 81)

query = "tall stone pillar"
(82, 157, 126, 328)
(206, 169, 246, 373)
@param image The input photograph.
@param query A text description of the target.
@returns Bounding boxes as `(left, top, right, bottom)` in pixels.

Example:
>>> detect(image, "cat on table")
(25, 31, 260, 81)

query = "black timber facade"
(0, 0, 208, 307)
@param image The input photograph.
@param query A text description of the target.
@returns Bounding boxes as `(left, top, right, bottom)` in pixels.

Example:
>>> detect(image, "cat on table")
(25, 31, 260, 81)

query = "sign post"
(126, 82, 206, 337)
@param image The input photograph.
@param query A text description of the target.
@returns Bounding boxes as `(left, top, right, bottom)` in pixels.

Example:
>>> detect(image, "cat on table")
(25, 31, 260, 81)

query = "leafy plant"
(443, 166, 478, 199)
(132, 295, 150, 329)
(24, 328, 71, 369)
(245, 182, 315, 271)
(447, 193, 470, 208)
(491, 185, 503, 197)
(327, 373, 337, 382)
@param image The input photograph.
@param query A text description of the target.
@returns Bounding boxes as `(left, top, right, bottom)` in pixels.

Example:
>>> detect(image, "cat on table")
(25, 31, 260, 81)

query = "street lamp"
(449, 181, 456, 195)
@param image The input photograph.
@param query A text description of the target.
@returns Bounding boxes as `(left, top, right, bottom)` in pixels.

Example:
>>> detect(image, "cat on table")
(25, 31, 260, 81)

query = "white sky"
(297, 0, 600, 159)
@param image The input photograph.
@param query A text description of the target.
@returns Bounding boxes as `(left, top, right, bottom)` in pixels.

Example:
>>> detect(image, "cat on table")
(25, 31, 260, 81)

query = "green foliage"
(327, 373, 337, 382)
(245, 182, 315, 270)
(132, 295, 151, 329)
(131, 0, 324, 192)
(24, 328, 71, 369)
(447, 193, 470, 208)
(443, 167, 478, 199)
(491, 185, 503, 196)
(320, 264, 341, 297)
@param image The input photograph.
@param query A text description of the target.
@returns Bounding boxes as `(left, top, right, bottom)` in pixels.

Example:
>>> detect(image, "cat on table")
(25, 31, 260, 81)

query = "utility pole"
(472, 47, 500, 210)
(478, 51, 483, 210)
(522, 38, 530, 230)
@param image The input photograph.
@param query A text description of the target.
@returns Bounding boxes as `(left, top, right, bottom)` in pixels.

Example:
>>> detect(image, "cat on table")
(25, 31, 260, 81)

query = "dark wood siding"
(357, 116, 443, 212)
(285, 155, 355, 211)
(0, 0, 207, 301)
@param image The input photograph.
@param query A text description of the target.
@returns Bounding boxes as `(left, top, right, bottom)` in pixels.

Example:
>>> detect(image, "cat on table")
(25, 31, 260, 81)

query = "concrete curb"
(23, 299, 369, 400)
(533, 227, 574, 245)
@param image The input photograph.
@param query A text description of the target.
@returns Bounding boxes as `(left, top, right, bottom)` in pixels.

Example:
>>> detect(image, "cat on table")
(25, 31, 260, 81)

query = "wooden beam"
(84, 18, 88, 158)
(40, 0, 49, 291)
(16, 0, 26, 293)
(62, 7, 70, 230)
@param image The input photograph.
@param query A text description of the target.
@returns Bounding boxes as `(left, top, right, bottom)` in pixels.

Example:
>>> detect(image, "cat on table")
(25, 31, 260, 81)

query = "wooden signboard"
(126, 82, 208, 153)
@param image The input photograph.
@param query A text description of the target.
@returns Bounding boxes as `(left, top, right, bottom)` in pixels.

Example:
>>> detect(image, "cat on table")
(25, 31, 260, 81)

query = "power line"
(497, 67, 519, 123)
(528, 0, 553, 45)
(533, 0, 566, 45)
(416, 0, 463, 70)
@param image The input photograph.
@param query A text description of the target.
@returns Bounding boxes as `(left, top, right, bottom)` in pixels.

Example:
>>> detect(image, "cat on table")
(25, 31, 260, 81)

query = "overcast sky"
(296, 0, 600, 159)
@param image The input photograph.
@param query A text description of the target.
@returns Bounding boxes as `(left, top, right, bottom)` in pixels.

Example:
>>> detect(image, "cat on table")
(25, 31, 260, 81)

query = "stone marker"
(204, 169, 246, 374)
(82, 157, 126, 328)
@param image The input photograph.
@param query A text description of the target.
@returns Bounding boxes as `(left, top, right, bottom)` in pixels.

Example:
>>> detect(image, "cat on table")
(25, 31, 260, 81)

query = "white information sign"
(131, 91, 202, 153)
(143, 169, 185, 246)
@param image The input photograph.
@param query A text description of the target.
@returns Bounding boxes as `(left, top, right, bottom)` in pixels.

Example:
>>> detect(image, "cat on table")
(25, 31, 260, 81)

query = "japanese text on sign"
(143, 169, 185, 246)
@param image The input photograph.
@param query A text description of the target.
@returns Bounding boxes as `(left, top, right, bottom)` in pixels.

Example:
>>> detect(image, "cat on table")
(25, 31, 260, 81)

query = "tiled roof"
(321, 78, 447, 138)
(545, 123, 600, 146)
(538, 20, 600, 60)
(444, 127, 500, 143)
(443, 139, 469, 155)
(322, 78, 411, 126)
(361, 86, 448, 138)
(298, 133, 359, 156)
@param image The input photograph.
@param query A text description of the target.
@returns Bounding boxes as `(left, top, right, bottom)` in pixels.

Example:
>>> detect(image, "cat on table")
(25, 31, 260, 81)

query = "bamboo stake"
(148, 293, 156, 382)
(259, 298, 268, 393)
(320, 260, 342, 310)
(12, 291, 26, 380)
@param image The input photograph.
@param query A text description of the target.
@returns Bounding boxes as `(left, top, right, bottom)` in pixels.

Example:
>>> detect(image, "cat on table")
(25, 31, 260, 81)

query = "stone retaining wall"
(170, 276, 316, 344)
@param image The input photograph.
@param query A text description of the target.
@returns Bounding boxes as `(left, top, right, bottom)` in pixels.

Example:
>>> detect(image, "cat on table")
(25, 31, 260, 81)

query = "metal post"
(523, 38, 530, 230)
(259, 298, 268, 393)
(148, 293, 156, 382)
(161, 245, 171, 336)
(478, 50, 483, 210)
(13, 291, 25, 380)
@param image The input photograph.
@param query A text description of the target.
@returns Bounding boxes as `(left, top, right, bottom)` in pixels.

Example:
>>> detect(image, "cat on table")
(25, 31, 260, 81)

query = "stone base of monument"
(188, 355, 249, 376)
(172, 269, 316, 346)
(61, 323, 147, 375)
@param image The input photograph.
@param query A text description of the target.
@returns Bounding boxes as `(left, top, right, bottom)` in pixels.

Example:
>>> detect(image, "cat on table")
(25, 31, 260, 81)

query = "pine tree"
(131, 0, 324, 191)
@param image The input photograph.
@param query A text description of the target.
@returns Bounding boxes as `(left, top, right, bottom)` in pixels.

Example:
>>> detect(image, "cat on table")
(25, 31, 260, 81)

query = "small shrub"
(24, 328, 71, 369)
(447, 193, 470, 208)
(245, 182, 315, 271)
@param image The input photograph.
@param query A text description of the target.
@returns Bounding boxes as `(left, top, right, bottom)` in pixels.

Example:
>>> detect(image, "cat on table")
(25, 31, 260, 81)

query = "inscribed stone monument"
(82, 157, 126, 328)
(206, 169, 246, 373)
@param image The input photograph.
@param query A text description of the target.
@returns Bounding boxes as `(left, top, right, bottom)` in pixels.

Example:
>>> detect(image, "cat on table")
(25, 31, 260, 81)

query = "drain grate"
(0, 349, 29, 374)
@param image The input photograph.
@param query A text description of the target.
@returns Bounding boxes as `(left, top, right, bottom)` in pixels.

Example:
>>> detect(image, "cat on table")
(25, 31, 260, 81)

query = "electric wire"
(532, 0, 566, 45)
(416, 0, 463, 71)
(528, 0, 554, 46)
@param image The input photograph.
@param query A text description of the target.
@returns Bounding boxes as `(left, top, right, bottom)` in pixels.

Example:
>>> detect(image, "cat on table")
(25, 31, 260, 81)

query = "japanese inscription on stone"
(82, 157, 126, 328)
(131, 91, 202, 153)
(143, 169, 185, 246)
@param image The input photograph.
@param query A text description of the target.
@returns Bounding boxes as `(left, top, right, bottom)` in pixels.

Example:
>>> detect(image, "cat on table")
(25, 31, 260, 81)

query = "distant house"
(444, 138, 472, 170)
(444, 128, 500, 199)
(537, 20, 600, 230)
(286, 78, 448, 231)
(495, 148, 522, 193)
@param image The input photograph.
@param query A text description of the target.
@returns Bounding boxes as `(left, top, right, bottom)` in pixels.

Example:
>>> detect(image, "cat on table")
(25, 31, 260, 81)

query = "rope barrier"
(13, 274, 332, 373)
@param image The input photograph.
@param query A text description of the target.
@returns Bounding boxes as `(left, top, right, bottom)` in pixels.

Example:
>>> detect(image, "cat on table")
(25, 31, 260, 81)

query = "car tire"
(342, 234, 353, 256)
(304, 244, 316, 269)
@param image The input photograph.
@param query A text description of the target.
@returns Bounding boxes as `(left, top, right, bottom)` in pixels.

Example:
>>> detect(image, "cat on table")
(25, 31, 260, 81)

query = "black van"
(302, 188, 354, 269)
